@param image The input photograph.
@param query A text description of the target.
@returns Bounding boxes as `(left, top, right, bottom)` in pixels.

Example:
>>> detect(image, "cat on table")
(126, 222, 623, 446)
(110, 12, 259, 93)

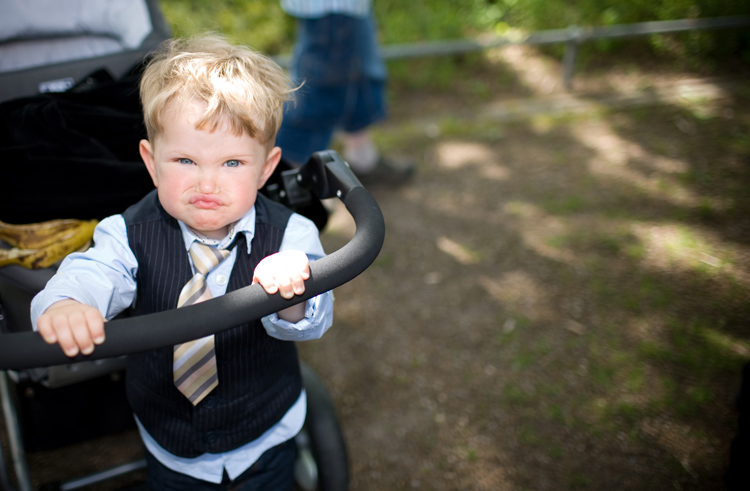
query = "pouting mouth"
(190, 195, 223, 208)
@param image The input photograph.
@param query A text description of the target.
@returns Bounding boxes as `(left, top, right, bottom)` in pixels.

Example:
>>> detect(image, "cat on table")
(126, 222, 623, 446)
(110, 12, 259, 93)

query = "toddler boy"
(31, 35, 333, 489)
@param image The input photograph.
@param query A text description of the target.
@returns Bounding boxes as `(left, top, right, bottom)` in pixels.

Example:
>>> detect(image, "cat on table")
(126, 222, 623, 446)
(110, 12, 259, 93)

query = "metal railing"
(382, 16, 750, 91)
(278, 16, 750, 91)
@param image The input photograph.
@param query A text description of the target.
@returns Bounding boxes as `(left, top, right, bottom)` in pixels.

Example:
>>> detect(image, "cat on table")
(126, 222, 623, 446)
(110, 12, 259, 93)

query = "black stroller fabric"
(0, 68, 155, 224)
(0, 66, 328, 231)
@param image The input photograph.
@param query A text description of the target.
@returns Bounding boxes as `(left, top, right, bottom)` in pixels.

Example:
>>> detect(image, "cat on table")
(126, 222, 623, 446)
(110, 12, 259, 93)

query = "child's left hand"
(252, 250, 310, 299)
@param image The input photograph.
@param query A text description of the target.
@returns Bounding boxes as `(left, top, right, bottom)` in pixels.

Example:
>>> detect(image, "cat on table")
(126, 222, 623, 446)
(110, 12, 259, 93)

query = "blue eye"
(178, 158, 195, 165)
(225, 160, 241, 168)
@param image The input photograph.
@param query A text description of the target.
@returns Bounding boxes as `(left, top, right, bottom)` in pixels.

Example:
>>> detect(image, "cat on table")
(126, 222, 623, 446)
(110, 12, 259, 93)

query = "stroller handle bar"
(0, 151, 385, 370)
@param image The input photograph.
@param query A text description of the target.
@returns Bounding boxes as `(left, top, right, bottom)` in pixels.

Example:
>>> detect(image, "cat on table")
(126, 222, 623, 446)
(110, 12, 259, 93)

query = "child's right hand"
(36, 299, 105, 357)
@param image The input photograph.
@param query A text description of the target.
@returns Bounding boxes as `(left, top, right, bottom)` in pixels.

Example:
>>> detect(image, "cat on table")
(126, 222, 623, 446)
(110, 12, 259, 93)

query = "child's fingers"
(253, 274, 279, 295)
(85, 309, 106, 345)
(275, 274, 295, 299)
(283, 254, 309, 297)
(51, 317, 79, 358)
(252, 250, 310, 299)
(276, 275, 306, 299)
(37, 316, 57, 344)
(291, 272, 306, 296)
(36, 301, 104, 357)
(69, 311, 95, 355)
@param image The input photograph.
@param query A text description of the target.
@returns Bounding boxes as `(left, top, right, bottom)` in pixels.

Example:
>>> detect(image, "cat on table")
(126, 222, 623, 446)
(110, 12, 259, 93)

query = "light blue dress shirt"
(30, 204, 334, 483)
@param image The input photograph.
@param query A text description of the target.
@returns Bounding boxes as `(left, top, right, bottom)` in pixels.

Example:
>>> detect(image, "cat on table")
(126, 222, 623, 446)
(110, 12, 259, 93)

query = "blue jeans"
(145, 439, 297, 490)
(275, 12, 388, 165)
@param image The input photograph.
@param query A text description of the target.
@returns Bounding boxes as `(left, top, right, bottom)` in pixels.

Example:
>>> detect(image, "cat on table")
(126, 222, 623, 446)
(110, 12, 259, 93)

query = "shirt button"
(216, 275, 227, 286)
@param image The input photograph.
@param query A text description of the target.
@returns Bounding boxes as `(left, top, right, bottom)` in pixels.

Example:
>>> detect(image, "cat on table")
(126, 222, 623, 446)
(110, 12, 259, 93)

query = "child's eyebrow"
(222, 153, 254, 160)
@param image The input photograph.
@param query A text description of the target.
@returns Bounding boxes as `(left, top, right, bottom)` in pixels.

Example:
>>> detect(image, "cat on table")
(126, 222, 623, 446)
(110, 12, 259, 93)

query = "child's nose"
(197, 170, 219, 193)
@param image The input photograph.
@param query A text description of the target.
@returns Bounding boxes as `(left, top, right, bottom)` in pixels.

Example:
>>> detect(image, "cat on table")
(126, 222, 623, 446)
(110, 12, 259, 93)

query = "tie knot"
(189, 242, 230, 276)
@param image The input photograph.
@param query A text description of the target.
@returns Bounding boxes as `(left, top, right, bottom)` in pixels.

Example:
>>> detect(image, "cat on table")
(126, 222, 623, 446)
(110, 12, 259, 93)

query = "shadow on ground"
(304, 47, 750, 491)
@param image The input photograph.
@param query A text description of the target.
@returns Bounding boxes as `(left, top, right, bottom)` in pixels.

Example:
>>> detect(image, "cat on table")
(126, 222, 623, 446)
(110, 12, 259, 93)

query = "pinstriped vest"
(121, 190, 302, 458)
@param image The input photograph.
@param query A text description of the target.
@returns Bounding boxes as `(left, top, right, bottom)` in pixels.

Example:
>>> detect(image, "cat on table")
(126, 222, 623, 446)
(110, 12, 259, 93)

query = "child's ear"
(139, 139, 159, 187)
(257, 146, 282, 190)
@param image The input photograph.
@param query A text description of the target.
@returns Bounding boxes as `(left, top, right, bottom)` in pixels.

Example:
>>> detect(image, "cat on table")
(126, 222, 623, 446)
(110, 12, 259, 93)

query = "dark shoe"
(355, 155, 416, 187)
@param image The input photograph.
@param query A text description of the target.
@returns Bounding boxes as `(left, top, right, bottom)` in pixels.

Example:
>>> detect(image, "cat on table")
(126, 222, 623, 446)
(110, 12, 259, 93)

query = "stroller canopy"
(0, 0, 170, 102)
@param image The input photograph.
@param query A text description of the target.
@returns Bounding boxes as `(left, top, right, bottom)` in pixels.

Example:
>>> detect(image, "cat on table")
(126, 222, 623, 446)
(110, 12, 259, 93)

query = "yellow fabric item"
(0, 218, 97, 269)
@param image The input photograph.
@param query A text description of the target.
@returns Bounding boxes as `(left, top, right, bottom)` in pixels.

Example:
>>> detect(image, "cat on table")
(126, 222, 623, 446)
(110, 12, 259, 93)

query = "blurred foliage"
(158, 0, 749, 87)
(159, 0, 294, 54)
(488, 0, 750, 63)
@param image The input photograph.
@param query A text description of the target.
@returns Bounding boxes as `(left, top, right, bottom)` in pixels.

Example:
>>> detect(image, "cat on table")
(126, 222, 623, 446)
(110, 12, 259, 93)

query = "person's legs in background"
(276, 11, 414, 184)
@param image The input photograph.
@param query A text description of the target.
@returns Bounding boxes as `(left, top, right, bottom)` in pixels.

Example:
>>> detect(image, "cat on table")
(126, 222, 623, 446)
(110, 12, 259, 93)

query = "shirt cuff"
(261, 291, 333, 341)
(30, 289, 104, 332)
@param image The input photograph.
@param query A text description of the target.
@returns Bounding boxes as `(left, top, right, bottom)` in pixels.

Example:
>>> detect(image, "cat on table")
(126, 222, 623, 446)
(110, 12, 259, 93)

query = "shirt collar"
(177, 205, 256, 254)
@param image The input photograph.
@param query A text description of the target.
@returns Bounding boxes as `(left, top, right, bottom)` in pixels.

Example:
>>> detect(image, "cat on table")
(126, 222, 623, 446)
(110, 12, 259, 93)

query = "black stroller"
(0, 2, 385, 489)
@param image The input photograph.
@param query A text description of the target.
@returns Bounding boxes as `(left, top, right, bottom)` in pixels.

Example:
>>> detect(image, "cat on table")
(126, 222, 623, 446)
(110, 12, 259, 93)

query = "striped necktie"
(173, 242, 231, 406)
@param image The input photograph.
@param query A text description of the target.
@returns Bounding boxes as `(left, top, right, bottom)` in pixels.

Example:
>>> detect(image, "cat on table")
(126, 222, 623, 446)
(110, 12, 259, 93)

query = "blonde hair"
(140, 35, 294, 146)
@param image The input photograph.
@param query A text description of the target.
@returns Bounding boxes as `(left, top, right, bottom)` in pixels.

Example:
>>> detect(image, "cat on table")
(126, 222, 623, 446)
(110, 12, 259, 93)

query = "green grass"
(503, 382, 533, 406)
(639, 317, 749, 375)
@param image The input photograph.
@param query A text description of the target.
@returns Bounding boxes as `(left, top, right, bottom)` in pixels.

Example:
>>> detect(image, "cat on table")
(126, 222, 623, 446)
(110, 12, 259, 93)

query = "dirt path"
(303, 47, 750, 490)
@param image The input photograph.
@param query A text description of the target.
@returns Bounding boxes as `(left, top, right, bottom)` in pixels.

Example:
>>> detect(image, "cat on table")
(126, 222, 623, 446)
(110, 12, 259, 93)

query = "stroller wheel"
(296, 363, 349, 491)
